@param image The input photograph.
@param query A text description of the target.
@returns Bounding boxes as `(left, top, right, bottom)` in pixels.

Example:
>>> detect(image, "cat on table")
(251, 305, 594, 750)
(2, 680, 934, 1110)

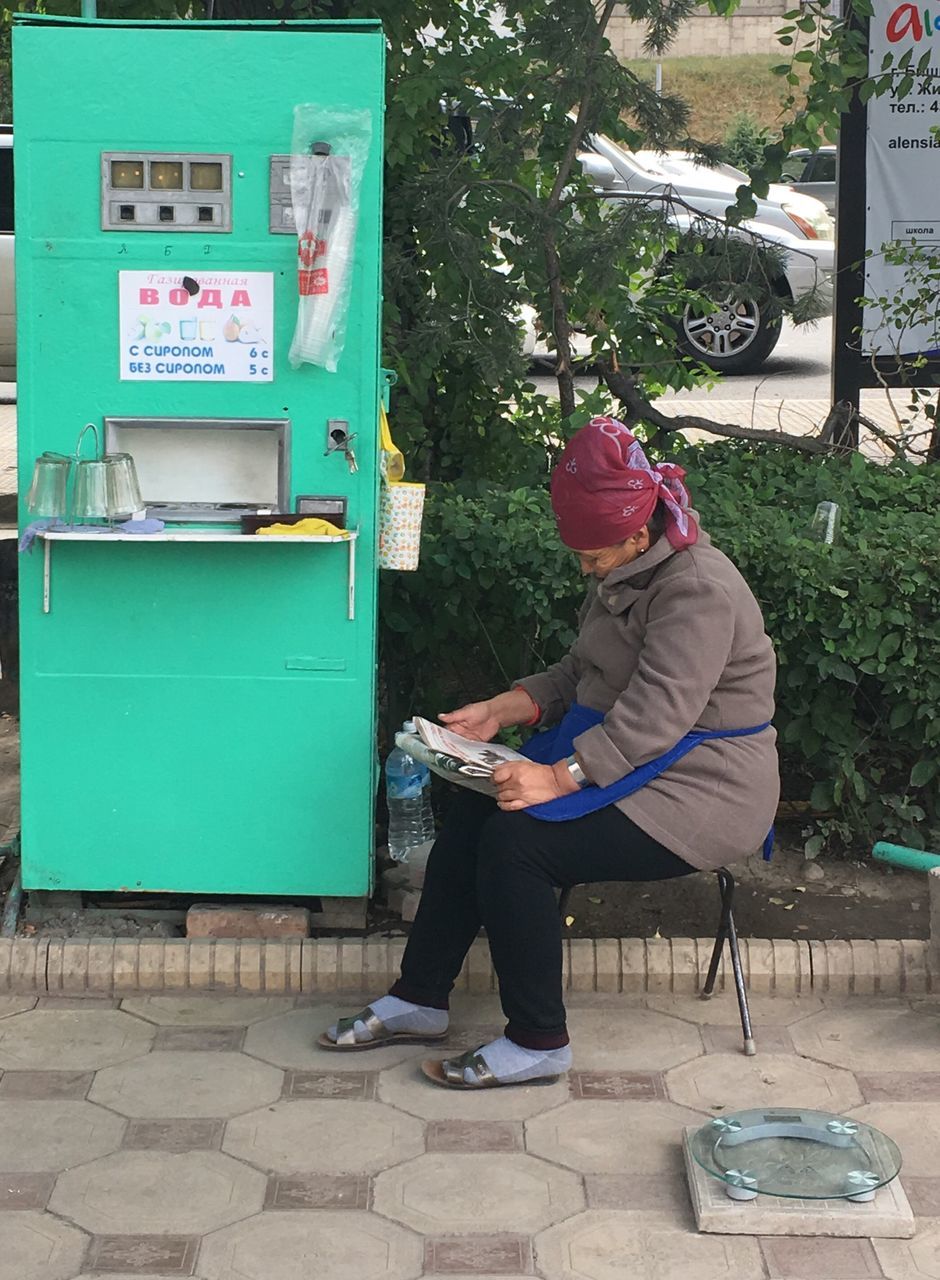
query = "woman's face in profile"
(576, 528, 650, 579)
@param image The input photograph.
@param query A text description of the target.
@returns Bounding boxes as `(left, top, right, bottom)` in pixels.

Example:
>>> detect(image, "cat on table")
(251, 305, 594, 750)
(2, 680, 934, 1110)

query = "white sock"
(470, 1035, 572, 1084)
(327, 994, 448, 1043)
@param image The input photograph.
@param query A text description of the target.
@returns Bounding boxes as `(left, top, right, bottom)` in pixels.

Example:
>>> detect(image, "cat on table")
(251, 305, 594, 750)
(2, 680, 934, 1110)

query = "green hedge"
(380, 444, 940, 854)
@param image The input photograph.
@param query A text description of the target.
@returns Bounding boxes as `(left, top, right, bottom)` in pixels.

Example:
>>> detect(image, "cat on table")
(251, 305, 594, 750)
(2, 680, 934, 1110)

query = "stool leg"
(726, 906, 756, 1056)
(701, 870, 756, 1055)
(701, 870, 732, 999)
(700, 926, 726, 1000)
(717, 869, 756, 1056)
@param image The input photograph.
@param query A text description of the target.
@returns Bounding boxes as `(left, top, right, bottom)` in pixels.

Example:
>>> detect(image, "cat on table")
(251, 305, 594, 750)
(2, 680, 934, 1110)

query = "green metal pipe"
(872, 842, 940, 873)
(81, 0, 97, 18)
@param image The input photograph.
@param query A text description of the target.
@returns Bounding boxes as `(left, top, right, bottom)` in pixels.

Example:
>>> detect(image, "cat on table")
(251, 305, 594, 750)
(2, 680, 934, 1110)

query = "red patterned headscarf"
(550, 416, 698, 552)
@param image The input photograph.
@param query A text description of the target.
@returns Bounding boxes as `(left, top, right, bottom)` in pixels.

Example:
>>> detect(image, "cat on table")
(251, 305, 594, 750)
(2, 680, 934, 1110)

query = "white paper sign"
(119, 271, 274, 381)
(863, 2, 940, 355)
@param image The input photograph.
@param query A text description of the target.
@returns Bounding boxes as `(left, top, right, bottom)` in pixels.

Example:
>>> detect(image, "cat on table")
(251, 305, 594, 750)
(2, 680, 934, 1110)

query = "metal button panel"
(101, 152, 232, 233)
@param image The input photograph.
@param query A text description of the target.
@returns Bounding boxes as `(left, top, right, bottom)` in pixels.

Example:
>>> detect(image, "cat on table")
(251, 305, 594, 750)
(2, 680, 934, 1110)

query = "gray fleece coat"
(516, 528, 779, 870)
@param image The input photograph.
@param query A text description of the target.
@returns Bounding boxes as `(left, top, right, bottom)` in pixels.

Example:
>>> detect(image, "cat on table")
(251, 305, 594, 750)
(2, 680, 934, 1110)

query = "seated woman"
(320, 416, 779, 1089)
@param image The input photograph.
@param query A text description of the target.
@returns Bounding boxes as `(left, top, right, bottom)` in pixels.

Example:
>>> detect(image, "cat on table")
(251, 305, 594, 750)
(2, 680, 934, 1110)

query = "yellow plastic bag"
(378, 404, 424, 571)
(379, 404, 406, 483)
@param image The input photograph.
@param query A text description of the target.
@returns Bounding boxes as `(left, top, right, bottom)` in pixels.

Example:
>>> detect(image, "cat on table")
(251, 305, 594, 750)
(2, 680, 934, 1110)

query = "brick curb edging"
(0, 936, 934, 997)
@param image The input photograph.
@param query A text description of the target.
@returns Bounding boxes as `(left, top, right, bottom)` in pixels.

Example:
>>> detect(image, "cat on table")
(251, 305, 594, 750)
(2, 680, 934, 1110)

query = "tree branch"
(544, 238, 578, 419)
(599, 361, 843, 455)
(928, 390, 940, 464)
(542, 0, 619, 419)
(545, 0, 619, 216)
(446, 178, 541, 219)
(817, 400, 855, 446)
(855, 411, 933, 461)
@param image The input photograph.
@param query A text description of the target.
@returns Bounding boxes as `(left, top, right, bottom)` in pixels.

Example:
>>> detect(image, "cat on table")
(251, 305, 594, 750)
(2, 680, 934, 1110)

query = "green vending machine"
(13, 16, 385, 896)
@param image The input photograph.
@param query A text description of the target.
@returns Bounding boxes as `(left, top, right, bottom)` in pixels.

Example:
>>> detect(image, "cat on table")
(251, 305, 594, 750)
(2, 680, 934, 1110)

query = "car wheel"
(676, 288, 782, 375)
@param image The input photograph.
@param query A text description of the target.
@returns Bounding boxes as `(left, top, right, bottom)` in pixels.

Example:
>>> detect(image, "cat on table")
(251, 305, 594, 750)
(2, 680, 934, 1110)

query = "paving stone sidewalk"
(1, 990, 939, 1280)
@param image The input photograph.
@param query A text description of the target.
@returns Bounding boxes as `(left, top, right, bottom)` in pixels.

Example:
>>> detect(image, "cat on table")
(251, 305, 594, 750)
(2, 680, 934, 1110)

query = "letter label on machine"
(119, 270, 274, 381)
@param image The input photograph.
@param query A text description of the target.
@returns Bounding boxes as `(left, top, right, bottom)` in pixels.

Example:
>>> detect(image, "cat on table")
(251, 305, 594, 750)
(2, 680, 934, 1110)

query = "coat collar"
(596, 521, 708, 615)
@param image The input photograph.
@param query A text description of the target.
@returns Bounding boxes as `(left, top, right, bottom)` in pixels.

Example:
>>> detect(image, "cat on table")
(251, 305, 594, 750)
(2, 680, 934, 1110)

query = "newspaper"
(395, 716, 528, 797)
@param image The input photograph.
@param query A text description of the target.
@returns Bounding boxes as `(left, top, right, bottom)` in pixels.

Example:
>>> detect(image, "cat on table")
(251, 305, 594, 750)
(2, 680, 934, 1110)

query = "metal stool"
(558, 866, 756, 1056)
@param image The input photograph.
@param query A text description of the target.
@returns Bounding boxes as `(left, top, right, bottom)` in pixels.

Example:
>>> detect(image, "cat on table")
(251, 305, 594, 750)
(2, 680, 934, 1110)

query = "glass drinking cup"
(72, 460, 111, 522)
(809, 501, 841, 545)
(26, 455, 70, 518)
(103, 453, 143, 516)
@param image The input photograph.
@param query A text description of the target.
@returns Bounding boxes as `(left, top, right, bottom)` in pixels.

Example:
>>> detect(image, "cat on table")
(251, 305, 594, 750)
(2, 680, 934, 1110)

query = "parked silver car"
(781, 146, 837, 216)
(525, 136, 834, 375)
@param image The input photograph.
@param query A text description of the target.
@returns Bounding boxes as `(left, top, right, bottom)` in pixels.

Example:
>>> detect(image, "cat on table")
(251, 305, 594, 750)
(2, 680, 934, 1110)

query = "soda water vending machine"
(13, 16, 385, 897)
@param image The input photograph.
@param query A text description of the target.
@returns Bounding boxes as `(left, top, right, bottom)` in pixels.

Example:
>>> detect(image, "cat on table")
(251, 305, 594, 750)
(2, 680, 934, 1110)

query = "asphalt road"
(530, 316, 833, 403)
(665, 317, 832, 403)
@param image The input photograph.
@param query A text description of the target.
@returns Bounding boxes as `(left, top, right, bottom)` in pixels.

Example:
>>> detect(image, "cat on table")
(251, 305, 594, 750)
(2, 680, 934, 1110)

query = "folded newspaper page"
(395, 716, 528, 797)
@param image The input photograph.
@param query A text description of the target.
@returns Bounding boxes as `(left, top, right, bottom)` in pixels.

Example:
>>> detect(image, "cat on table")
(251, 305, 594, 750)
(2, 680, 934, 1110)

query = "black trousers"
(390, 789, 695, 1049)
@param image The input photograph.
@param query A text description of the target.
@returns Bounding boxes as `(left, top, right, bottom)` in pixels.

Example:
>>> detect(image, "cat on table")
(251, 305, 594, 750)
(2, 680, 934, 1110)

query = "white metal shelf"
(35, 529, 359, 619)
(38, 530, 355, 543)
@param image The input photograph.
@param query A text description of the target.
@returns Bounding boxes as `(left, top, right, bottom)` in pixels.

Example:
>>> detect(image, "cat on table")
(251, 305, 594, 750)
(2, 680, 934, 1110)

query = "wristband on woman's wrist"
(522, 692, 541, 726)
(565, 754, 590, 789)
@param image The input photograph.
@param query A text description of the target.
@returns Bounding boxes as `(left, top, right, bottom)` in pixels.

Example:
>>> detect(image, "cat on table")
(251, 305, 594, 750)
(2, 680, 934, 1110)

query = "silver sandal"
(421, 1046, 561, 1089)
(318, 1005, 448, 1052)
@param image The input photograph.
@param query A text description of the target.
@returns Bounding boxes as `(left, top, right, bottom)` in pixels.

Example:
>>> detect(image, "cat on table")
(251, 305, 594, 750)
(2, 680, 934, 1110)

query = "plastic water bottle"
(386, 721, 435, 863)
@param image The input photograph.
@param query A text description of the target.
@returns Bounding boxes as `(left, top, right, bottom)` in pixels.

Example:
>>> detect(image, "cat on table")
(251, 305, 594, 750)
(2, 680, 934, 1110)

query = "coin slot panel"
(101, 152, 232, 232)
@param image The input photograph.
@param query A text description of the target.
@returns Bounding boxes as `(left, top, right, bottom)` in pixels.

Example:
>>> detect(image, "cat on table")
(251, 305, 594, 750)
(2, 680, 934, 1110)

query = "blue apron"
(519, 703, 774, 860)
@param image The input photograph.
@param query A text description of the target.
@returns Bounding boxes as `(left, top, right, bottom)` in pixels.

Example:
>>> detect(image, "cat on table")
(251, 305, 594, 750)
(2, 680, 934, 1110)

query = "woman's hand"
(440, 689, 539, 741)
(493, 761, 575, 811)
(439, 701, 502, 742)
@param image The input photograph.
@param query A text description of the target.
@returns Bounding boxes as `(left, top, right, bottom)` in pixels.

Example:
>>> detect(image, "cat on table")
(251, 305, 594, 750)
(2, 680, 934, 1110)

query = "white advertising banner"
(119, 271, 274, 381)
(863, 1, 940, 355)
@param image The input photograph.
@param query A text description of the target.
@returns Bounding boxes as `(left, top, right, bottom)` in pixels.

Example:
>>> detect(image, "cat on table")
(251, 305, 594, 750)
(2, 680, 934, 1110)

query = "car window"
(0, 148, 12, 233)
(780, 155, 808, 181)
(813, 153, 837, 183)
